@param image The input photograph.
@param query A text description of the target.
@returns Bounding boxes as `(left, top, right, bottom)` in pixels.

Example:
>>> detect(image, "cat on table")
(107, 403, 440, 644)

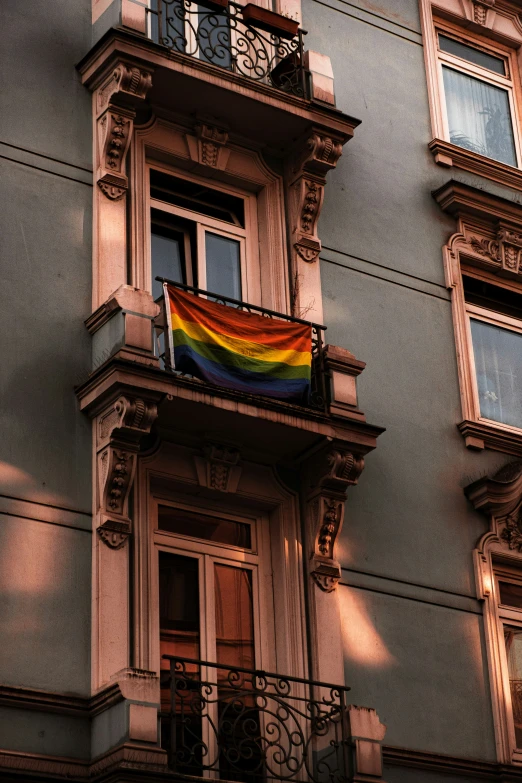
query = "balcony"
(148, 0, 309, 98)
(78, 282, 381, 469)
(161, 656, 351, 783)
(154, 279, 329, 414)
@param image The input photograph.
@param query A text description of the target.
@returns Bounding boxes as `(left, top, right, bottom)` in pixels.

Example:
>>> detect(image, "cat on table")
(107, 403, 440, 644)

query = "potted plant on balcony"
(241, 4, 299, 39)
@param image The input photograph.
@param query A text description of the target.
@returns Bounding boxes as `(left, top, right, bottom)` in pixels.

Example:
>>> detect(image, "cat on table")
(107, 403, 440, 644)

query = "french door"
(155, 501, 275, 779)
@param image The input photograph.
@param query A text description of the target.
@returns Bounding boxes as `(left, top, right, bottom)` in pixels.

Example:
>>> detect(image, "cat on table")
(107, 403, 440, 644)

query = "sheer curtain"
(470, 318, 522, 427)
(442, 66, 517, 165)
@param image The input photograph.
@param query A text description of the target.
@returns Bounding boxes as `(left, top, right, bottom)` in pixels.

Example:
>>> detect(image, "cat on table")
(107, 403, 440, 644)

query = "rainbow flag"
(165, 285, 312, 403)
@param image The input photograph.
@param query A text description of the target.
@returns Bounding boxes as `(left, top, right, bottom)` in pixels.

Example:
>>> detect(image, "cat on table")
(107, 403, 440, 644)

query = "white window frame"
(147, 161, 260, 305)
(465, 296, 522, 435)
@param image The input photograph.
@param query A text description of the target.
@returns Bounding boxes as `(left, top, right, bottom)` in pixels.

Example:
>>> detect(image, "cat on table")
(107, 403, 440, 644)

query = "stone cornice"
(433, 179, 522, 225)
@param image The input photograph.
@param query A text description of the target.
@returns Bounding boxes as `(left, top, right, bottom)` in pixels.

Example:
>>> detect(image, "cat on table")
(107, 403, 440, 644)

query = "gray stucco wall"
(304, 0, 518, 767)
(0, 2, 93, 756)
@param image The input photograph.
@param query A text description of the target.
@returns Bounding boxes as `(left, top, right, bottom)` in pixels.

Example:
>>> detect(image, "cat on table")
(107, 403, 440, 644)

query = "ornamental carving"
(286, 129, 344, 275)
(469, 228, 522, 275)
(197, 122, 229, 168)
(306, 446, 366, 591)
(472, 0, 494, 24)
(96, 394, 160, 548)
(97, 109, 133, 201)
(501, 511, 522, 552)
(97, 62, 153, 113)
(194, 442, 242, 493)
(94, 62, 153, 201)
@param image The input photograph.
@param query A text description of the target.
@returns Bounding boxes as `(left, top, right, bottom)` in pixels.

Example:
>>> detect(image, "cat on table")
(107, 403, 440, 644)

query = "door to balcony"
(155, 500, 276, 780)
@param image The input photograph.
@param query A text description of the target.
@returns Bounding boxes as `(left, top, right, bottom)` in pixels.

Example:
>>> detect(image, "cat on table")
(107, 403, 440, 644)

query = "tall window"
(155, 500, 275, 775)
(464, 274, 522, 430)
(436, 30, 520, 166)
(497, 568, 522, 749)
(150, 168, 248, 302)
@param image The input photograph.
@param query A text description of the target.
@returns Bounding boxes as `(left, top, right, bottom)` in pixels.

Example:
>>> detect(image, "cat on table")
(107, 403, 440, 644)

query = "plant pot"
(241, 4, 299, 39)
(198, 0, 229, 12)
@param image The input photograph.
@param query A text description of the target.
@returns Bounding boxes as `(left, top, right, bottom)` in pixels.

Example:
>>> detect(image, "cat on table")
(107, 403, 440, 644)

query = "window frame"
(131, 118, 290, 315)
(434, 21, 522, 169)
(456, 264, 522, 436)
(147, 161, 256, 303)
(493, 563, 522, 758)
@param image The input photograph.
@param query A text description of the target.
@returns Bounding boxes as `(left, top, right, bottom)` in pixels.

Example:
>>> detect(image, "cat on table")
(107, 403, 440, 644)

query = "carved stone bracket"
(305, 447, 365, 591)
(97, 108, 134, 200)
(286, 129, 344, 267)
(96, 62, 153, 115)
(194, 442, 242, 492)
(96, 395, 160, 547)
(94, 61, 153, 200)
(187, 121, 230, 169)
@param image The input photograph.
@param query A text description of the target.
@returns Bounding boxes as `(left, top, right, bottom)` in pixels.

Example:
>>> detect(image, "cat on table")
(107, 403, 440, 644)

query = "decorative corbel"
(466, 460, 522, 562)
(96, 395, 160, 547)
(186, 121, 230, 169)
(286, 130, 344, 264)
(94, 61, 153, 200)
(306, 448, 365, 591)
(194, 442, 242, 492)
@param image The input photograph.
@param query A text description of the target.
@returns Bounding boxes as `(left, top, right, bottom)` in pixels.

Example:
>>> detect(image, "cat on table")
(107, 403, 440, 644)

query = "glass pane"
(442, 66, 517, 166)
(470, 318, 522, 428)
(439, 34, 505, 74)
(505, 627, 522, 748)
(158, 505, 251, 548)
(151, 227, 184, 301)
(214, 565, 255, 671)
(151, 170, 245, 226)
(499, 581, 522, 610)
(205, 232, 242, 300)
(159, 552, 200, 665)
(198, 8, 232, 69)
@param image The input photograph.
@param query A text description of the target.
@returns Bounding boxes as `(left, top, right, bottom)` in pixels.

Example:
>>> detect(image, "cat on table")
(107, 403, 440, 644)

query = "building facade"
(5, 0, 522, 779)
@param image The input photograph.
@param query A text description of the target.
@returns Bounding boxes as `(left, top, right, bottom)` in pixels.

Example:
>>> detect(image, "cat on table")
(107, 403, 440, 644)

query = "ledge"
(433, 179, 522, 224)
(383, 744, 522, 778)
(459, 419, 522, 458)
(77, 27, 361, 155)
(75, 357, 384, 464)
(429, 138, 522, 193)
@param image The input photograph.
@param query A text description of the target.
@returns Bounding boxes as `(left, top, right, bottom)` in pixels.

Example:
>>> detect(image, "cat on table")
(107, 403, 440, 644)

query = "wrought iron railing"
(161, 656, 351, 783)
(155, 278, 328, 412)
(147, 0, 309, 98)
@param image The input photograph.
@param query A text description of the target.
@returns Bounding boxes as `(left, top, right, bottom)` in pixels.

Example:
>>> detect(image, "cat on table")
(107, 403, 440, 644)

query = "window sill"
(459, 419, 522, 457)
(429, 138, 522, 192)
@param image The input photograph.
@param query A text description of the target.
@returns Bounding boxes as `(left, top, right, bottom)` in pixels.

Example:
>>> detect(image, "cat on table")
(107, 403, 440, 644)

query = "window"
(464, 273, 522, 430)
(154, 499, 275, 776)
(495, 566, 522, 752)
(148, 166, 260, 306)
(436, 30, 520, 166)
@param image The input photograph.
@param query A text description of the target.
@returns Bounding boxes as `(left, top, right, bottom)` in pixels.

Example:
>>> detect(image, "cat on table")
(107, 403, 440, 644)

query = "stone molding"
(287, 129, 344, 265)
(194, 442, 242, 492)
(185, 119, 231, 169)
(96, 394, 161, 546)
(305, 445, 365, 591)
(94, 60, 153, 200)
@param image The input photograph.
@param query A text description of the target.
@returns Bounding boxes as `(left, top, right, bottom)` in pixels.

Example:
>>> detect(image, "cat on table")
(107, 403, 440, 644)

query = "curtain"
(442, 66, 517, 166)
(470, 318, 522, 428)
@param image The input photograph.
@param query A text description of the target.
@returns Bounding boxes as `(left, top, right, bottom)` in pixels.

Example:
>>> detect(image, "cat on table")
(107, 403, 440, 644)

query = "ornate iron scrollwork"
(149, 0, 308, 97)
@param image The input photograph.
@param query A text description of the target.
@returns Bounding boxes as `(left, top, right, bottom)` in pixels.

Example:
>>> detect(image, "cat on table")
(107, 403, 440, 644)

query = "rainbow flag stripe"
(166, 285, 312, 403)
